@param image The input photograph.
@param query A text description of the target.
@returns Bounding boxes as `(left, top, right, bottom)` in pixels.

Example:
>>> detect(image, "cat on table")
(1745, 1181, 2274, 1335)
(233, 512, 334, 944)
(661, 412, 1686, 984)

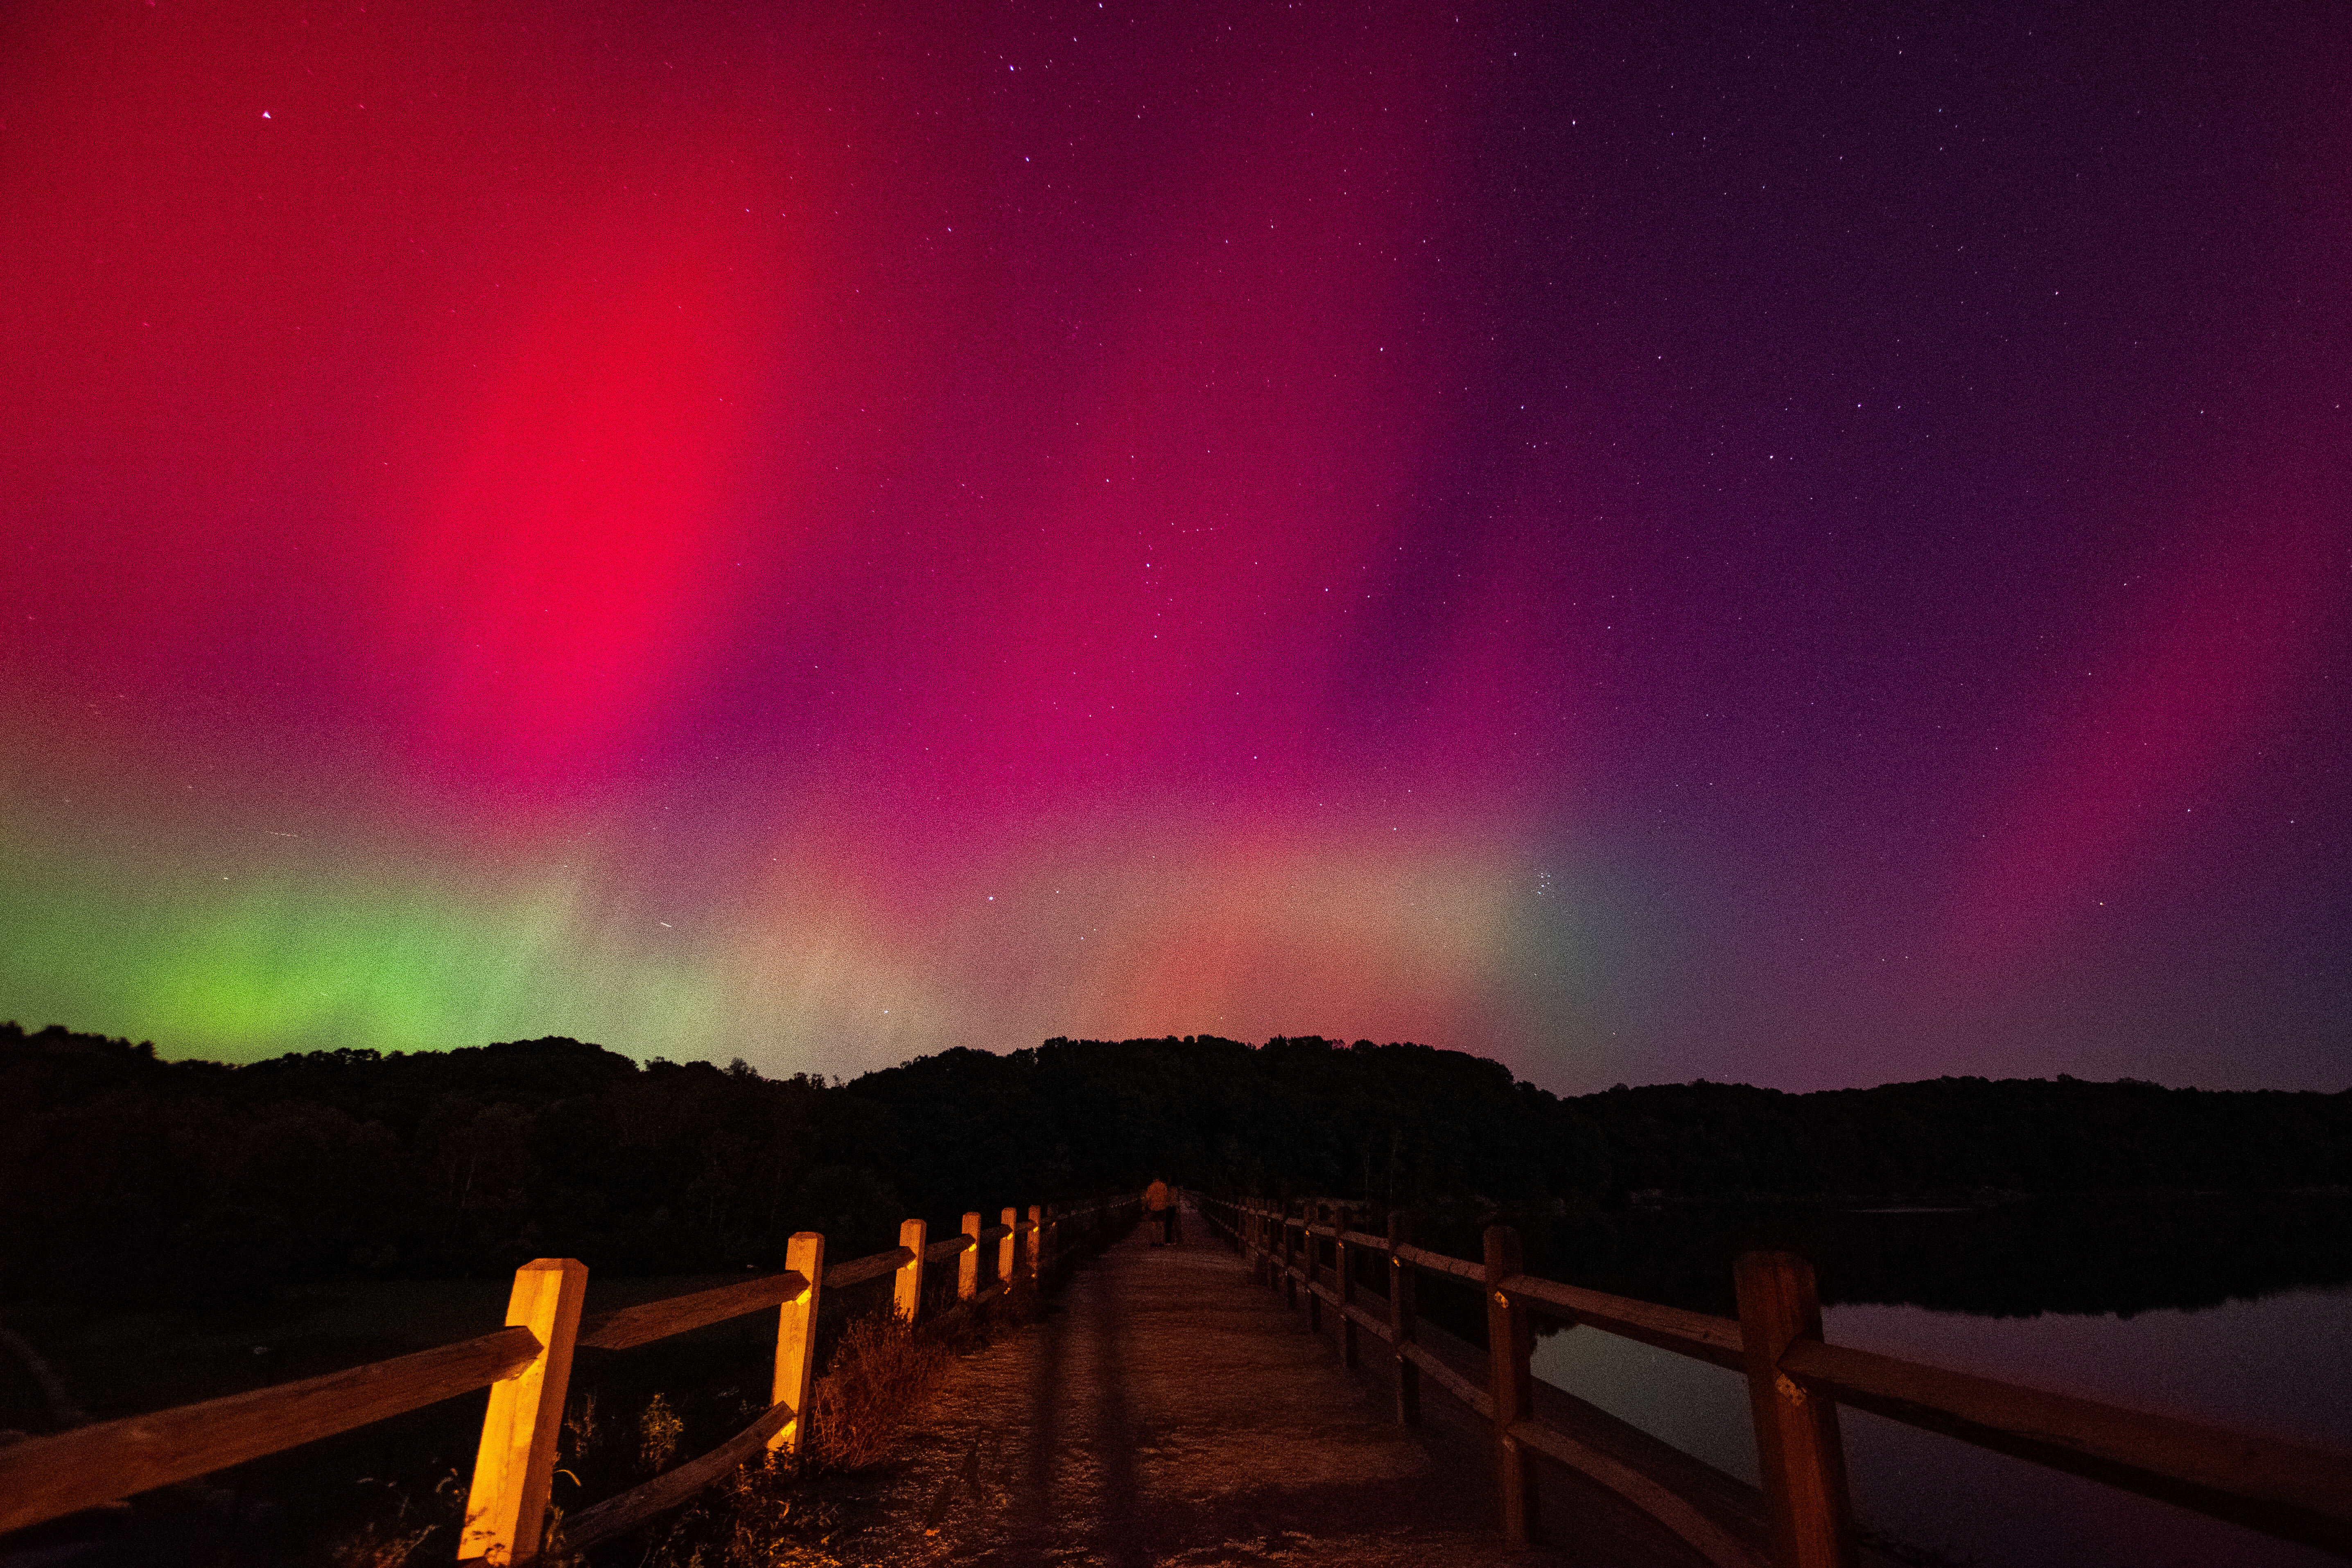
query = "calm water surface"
(1531, 1285, 2352, 1566)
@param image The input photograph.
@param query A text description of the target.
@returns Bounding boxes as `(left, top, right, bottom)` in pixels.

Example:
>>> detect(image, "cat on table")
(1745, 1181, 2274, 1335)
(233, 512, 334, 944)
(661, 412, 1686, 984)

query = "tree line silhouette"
(5, 1020, 2348, 1317)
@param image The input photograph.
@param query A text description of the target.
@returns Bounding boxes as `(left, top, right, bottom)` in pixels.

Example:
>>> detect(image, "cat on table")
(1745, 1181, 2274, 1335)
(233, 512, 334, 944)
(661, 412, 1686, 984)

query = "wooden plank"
(1509, 1418, 1767, 1568)
(564, 1401, 795, 1550)
(1393, 1241, 1485, 1283)
(1401, 1340, 1492, 1419)
(0, 1325, 539, 1537)
(824, 1246, 914, 1291)
(1340, 1298, 1395, 1344)
(769, 1232, 824, 1457)
(924, 1233, 976, 1263)
(462, 1258, 589, 1566)
(577, 1271, 809, 1351)
(1487, 1226, 1540, 1548)
(1498, 1272, 1747, 1372)
(977, 1223, 1012, 1244)
(1340, 1228, 1386, 1249)
(1777, 1338, 2352, 1556)
(1736, 1252, 1857, 1568)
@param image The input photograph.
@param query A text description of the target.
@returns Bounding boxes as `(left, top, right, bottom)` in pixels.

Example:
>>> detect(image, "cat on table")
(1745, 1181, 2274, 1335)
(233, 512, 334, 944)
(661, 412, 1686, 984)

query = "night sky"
(3, 1, 2346, 1092)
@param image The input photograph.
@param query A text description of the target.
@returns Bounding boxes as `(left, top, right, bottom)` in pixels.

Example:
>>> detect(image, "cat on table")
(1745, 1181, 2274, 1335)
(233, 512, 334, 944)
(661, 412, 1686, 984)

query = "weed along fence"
(0, 1193, 1142, 1561)
(1195, 1195, 2352, 1568)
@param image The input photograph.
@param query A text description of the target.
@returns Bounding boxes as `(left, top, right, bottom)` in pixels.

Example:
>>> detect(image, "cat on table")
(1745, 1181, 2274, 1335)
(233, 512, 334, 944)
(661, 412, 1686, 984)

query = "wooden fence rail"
(1197, 1195, 2352, 1568)
(0, 1193, 1142, 1561)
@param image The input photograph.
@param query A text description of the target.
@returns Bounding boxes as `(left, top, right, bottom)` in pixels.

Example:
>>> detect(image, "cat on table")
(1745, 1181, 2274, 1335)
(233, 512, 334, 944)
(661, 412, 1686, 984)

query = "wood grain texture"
(576, 1271, 810, 1352)
(894, 1218, 928, 1324)
(770, 1232, 825, 1457)
(924, 1232, 976, 1263)
(462, 1257, 588, 1566)
(0, 1325, 540, 1536)
(822, 1246, 913, 1291)
(1735, 1252, 1857, 1568)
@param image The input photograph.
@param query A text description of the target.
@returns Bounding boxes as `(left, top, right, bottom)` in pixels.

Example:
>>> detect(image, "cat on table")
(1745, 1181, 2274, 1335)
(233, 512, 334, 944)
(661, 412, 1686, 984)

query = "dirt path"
(832, 1206, 1574, 1567)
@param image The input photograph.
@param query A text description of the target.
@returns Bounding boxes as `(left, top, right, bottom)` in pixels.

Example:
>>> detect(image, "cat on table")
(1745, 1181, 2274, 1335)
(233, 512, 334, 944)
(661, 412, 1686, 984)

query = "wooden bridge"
(3, 1192, 2349, 1566)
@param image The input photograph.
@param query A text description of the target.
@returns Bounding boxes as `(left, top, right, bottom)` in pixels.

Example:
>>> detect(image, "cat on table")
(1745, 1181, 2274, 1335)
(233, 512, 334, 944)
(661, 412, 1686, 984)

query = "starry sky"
(2, 0, 2346, 1093)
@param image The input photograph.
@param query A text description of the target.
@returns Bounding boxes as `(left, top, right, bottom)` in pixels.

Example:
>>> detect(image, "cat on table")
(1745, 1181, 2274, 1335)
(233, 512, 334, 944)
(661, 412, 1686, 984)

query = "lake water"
(1531, 1284, 2352, 1567)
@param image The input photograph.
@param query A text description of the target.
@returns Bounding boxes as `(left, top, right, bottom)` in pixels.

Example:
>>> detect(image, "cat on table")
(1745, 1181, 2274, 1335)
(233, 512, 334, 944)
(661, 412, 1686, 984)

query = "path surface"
(836, 1207, 1577, 1567)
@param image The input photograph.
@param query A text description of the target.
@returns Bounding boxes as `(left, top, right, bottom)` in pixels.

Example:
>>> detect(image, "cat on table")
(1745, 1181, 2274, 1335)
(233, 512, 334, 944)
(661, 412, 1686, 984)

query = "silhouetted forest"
(5, 1020, 2349, 1318)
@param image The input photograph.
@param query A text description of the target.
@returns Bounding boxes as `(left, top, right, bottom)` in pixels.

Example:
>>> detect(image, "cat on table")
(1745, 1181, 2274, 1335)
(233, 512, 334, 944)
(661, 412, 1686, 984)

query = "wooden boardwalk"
(835, 1207, 1723, 1567)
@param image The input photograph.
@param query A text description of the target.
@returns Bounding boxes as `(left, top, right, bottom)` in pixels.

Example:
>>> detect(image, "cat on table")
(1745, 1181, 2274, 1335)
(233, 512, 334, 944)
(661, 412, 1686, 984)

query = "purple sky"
(2, 0, 2347, 1091)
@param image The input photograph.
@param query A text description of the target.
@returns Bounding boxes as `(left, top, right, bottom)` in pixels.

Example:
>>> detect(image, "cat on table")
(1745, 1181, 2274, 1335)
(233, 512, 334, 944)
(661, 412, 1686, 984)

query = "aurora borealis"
(3, 1, 2346, 1091)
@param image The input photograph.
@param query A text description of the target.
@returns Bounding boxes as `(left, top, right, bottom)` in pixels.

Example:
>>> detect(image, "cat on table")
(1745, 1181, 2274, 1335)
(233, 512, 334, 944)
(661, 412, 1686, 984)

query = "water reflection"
(1526, 1195, 2352, 1568)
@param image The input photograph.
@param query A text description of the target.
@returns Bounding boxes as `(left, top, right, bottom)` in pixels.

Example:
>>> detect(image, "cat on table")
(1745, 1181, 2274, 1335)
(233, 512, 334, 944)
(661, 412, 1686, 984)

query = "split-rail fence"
(1198, 1195, 2352, 1568)
(0, 1193, 1141, 1562)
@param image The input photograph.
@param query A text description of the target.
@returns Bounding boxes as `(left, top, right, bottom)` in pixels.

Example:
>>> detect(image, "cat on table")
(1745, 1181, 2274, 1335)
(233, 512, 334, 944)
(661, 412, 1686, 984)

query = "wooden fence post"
(1485, 1225, 1539, 1548)
(1305, 1203, 1324, 1333)
(1737, 1251, 1859, 1568)
(769, 1231, 824, 1459)
(894, 1218, 926, 1324)
(1028, 1204, 1045, 1282)
(1282, 1205, 1298, 1313)
(958, 1212, 982, 1302)
(999, 1206, 1019, 1285)
(1335, 1210, 1358, 1369)
(1388, 1212, 1420, 1427)
(460, 1257, 587, 1566)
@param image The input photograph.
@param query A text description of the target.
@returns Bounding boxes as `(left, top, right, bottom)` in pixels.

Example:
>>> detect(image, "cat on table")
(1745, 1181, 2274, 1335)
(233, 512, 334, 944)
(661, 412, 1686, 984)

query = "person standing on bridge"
(1145, 1178, 1177, 1246)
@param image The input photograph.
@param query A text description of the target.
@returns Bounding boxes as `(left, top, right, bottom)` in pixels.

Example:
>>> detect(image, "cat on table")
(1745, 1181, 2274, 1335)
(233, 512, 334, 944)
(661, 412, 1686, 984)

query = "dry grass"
(810, 1312, 955, 1471)
(327, 1515, 440, 1568)
(639, 1391, 687, 1475)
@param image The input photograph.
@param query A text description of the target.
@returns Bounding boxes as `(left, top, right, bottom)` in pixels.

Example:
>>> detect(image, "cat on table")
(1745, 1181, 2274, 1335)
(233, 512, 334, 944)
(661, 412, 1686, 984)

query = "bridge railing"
(0, 1192, 1142, 1561)
(1195, 1195, 2352, 1568)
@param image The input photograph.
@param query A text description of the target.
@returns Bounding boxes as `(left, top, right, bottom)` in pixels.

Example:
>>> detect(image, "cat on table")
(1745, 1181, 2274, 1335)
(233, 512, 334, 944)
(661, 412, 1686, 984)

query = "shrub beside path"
(826, 1206, 1577, 1567)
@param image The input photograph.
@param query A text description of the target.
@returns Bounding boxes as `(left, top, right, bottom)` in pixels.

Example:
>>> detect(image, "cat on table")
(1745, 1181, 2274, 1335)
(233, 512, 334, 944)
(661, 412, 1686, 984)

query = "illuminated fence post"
(769, 1232, 824, 1458)
(1484, 1225, 1539, 1548)
(958, 1212, 982, 1303)
(461, 1258, 587, 1566)
(1737, 1251, 1859, 1568)
(1028, 1205, 1045, 1282)
(1387, 1212, 1419, 1426)
(894, 1218, 926, 1324)
(999, 1206, 1018, 1285)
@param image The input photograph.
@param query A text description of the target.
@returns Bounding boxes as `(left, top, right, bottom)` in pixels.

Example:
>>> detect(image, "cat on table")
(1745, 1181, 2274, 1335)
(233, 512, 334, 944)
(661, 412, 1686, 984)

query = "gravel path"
(836, 1207, 1577, 1567)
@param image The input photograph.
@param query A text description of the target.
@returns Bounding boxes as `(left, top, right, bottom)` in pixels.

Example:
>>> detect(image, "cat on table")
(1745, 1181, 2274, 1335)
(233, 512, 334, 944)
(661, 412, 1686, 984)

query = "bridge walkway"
(832, 1206, 1739, 1567)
